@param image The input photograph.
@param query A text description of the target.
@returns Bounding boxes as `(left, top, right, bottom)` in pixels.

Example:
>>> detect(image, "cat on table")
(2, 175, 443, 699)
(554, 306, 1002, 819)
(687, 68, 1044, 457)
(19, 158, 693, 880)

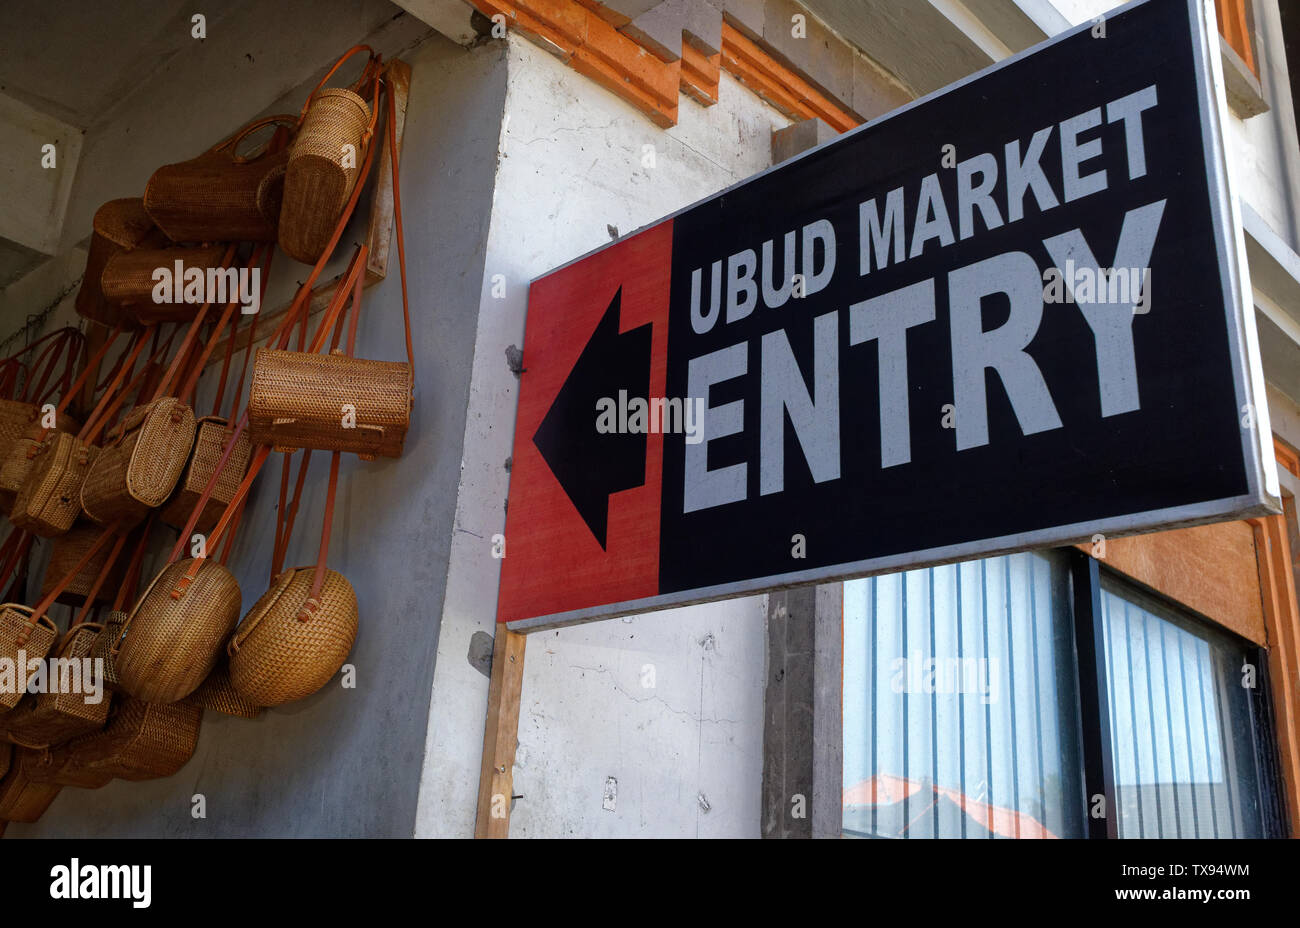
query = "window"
(843, 548, 1285, 838)
(1099, 576, 1267, 837)
(843, 551, 1084, 838)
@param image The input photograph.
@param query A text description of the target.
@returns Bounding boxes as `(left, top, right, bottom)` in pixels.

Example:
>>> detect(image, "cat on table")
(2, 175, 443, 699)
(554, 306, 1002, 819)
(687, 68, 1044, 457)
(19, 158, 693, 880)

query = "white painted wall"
(415, 34, 791, 838)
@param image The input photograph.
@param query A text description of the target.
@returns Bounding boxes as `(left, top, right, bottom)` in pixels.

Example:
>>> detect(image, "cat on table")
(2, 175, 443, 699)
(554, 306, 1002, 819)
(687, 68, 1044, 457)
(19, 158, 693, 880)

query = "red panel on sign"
(496, 220, 672, 623)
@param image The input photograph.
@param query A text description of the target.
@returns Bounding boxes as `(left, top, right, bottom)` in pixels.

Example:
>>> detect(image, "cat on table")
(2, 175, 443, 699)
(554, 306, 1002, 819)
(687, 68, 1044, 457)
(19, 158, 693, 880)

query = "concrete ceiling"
(0, 0, 214, 130)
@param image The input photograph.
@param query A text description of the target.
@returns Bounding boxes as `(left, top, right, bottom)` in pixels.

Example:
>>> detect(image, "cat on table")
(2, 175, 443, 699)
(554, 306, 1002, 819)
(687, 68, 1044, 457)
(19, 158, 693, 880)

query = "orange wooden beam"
(469, 0, 680, 127)
(680, 38, 720, 106)
(719, 21, 861, 133)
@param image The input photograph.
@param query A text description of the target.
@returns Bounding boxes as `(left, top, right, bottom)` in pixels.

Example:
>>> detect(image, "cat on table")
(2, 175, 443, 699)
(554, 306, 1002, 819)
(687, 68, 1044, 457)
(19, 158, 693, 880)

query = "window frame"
(1067, 547, 1289, 839)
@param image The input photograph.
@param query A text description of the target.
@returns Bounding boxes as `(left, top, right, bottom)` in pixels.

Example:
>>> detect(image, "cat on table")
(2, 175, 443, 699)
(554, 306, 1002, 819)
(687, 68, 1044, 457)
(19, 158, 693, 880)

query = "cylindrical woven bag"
(0, 748, 63, 822)
(88, 611, 127, 692)
(75, 199, 167, 327)
(160, 417, 252, 534)
(100, 245, 229, 323)
(38, 523, 126, 607)
(66, 696, 201, 781)
(248, 349, 411, 459)
(0, 624, 110, 748)
(80, 396, 197, 528)
(0, 607, 58, 711)
(279, 88, 372, 264)
(114, 558, 241, 704)
(144, 115, 296, 244)
(0, 412, 79, 513)
(229, 566, 357, 706)
(186, 659, 262, 718)
(10, 432, 99, 537)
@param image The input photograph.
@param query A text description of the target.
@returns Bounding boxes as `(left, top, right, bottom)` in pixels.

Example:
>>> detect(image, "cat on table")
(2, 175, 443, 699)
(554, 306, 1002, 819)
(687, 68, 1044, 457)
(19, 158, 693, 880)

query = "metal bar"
(1069, 551, 1117, 839)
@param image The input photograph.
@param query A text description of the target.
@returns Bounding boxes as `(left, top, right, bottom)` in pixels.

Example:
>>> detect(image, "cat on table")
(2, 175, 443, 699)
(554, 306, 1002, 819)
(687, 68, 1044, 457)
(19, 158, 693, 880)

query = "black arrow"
(533, 287, 652, 550)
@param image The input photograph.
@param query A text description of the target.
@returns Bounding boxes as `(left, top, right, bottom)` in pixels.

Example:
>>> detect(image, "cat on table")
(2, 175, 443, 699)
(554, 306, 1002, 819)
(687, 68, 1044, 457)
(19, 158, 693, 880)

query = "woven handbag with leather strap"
(0, 524, 118, 712)
(75, 198, 169, 328)
(144, 114, 296, 243)
(78, 274, 241, 529)
(279, 47, 382, 264)
(250, 76, 413, 460)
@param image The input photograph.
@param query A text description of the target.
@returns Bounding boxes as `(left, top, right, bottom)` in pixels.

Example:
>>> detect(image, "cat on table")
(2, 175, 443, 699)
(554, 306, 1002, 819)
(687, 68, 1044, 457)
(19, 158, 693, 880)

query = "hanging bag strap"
(30, 322, 125, 448)
(149, 244, 238, 403)
(71, 531, 129, 627)
(14, 523, 118, 646)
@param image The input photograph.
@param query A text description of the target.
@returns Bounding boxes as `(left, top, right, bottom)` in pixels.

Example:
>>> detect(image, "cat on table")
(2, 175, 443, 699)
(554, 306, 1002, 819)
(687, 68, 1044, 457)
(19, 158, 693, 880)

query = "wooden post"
(475, 628, 527, 838)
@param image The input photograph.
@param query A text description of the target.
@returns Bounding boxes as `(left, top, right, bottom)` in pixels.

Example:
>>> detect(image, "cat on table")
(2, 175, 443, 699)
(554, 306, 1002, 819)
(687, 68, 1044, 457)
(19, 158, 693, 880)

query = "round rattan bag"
(228, 567, 357, 706)
(114, 558, 241, 704)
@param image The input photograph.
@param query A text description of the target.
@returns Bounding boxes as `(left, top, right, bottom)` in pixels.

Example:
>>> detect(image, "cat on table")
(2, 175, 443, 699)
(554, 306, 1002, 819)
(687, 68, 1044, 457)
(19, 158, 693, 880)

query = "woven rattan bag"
(81, 397, 197, 528)
(0, 624, 110, 748)
(249, 237, 412, 460)
(101, 245, 229, 324)
(19, 743, 112, 789)
(76, 199, 168, 327)
(113, 557, 241, 704)
(0, 524, 118, 712)
(0, 608, 57, 712)
(0, 748, 62, 822)
(230, 565, 357, 706)
(0, 416, 77, 514)
(186, 658, 261, 718)
(88, 525, 151, 695)
(279, 46, 381, 264)
(160, 416, 251, 534)
(10, 434, 99, 537)
(66, 696, 201, 781)
(144, 115, 296, 244)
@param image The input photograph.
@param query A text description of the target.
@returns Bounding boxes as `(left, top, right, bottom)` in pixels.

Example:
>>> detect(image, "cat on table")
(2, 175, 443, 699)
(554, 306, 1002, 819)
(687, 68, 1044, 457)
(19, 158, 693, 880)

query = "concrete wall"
(4, 19, 509, 837)
(415, 35, 791, 838)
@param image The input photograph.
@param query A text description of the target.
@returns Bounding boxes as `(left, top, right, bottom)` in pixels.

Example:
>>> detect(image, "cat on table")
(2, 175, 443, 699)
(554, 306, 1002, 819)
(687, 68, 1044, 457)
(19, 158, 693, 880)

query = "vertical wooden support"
(1252, 509, 1300, 836)
(474, 628, 527, 838)
(366, 59, 412, 284)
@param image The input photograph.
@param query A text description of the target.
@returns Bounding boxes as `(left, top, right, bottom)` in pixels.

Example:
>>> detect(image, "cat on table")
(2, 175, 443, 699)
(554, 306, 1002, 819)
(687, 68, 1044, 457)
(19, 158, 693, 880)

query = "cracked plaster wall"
(415, 32, 782, 837)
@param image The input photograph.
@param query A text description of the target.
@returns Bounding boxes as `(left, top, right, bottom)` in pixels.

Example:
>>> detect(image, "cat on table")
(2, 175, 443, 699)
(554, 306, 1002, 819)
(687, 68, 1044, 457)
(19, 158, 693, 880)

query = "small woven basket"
(160, 417, 252, 534)
(229, 566, 357, 706)
(80, 396, 196, 528)
(0, 606, 58, 711)
(10, 432, 99, 537)
(75, 199, 167, 327)
(0, 624, 110, 748)
(101, 245, 230, 323)
(88, 611, 128, 693)
(38, 522, 126, 607)
(65, 696, 201, 781)
(115, 558, 241, 704)
(248, 348, 411, 459)
(279, 88, 371, 263)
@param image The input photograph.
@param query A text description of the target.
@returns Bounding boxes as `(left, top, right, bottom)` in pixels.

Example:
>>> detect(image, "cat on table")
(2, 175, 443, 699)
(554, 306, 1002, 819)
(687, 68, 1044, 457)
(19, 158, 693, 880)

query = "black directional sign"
(499, 0, 1278, 629)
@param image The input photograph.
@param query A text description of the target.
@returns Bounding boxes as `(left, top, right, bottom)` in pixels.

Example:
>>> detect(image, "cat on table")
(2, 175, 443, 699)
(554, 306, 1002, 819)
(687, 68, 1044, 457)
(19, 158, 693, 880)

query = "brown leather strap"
(80, 329, 172, 446)
(177, 245, 265, 403)
(171, 443, 272, 597)
(18, 523, 117, 644)
(72, 530, 128, 627)
(299, 450, 341, 622)
(111, 518, 154, 614)
(151, 243, 238, 403)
